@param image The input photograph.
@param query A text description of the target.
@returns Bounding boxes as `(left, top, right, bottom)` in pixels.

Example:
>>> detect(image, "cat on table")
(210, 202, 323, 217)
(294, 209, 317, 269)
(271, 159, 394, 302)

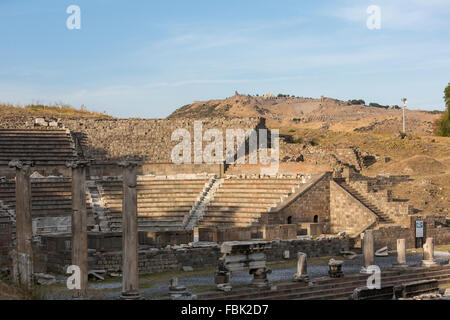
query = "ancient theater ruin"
(0, 116, 449, 299)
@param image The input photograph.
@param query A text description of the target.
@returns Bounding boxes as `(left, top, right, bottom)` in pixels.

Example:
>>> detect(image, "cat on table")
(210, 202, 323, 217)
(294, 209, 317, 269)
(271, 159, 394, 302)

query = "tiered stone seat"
(199, 178, 303, 228)
(0, 179, 94, 234)
(0, 129, 76, 166)
(99, 178, 209, 232)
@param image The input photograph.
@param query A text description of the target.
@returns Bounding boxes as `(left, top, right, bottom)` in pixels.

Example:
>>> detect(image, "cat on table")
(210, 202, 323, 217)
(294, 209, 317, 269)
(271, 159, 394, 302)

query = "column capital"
(8, 160, 34, 169)
(66, 160, 91, 169)
(118, 160, 141, 168)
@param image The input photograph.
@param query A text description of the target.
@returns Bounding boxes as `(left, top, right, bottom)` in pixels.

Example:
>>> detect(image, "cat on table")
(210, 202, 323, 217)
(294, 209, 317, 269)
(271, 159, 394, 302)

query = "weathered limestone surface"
(422, 237, 438, 267)
(361, 230, 374, 273)
(393, 239, 408, 269)
(67, 160, 89, 298)
(9, 160, 34, 286)
(119, 161, 141, 299)
(293, 252, 309, 282)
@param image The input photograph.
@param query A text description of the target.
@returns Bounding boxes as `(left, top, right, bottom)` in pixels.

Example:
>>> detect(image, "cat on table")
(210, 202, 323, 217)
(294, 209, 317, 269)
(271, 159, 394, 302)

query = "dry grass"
(0, 281, 44, 300)
(0, 103, 112, 119)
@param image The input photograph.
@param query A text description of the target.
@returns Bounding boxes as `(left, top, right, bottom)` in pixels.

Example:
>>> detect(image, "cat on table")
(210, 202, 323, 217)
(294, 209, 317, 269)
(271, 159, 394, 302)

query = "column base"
(421, 260, 438, 268)
(293, 274, 310, 282)
(120, 291, 142, 300)
(250, 268, 271, 288)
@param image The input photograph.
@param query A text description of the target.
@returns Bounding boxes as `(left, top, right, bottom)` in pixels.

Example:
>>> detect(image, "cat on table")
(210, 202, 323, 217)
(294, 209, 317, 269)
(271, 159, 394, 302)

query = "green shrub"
(437, 83, 450, 137)
(293, 137, 303, 144)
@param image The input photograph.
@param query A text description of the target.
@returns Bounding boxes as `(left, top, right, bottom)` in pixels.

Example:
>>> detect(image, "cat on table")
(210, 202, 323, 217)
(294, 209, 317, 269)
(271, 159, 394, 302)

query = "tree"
(437, 83, 450, 137)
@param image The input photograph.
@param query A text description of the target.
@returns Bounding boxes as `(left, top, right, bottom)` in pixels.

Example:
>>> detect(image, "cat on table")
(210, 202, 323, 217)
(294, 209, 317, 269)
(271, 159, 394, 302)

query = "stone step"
(201, 267, 450, 300)
(101, 185, 206, 192)
(338, 182, 394, 223)
(208, 203, 271, 209)
(220, 186, 296, 191)
(138, 217, 185, 222)
(211, 197, 278, 203)
(106, 203, 193, 210)
(217, 189, 292, 194)
(201, 211, 263, 218)
(198, 221, 254, 228)
(105, 200, 195, 206)
(137, 179, 208, 184)
(105, 197, 199, 203)
(200, 216, 259, 223)
(206, 206, 267, 213)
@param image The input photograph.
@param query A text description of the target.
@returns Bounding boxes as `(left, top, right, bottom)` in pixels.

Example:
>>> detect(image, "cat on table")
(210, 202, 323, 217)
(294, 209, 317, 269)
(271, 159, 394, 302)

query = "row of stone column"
(9, 160, 141, 299)
(361, 230, 438, 271)
(294, 234, 441, 282)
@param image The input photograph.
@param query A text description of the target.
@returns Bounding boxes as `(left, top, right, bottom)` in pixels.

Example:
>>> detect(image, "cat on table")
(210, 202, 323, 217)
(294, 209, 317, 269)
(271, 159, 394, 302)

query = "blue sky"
(0, 0, 449, 118)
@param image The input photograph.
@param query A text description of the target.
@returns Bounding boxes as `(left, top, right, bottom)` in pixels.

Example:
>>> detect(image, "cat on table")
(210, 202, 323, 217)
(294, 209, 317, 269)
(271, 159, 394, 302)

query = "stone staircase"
(98, 177, 210, 232)
(0, 129, 76, 166)
(197, 178, 305, 228)
(184, 176, 223, 230)
(335, 179, 394, 224)
(199, 265, 450, 300)
(86, 180, 111, 232)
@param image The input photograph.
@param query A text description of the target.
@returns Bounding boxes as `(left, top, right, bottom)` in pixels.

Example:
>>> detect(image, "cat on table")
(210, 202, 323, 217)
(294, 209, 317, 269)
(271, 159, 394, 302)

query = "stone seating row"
(98, 179, 209, 232)
(198, 178, 303, 228)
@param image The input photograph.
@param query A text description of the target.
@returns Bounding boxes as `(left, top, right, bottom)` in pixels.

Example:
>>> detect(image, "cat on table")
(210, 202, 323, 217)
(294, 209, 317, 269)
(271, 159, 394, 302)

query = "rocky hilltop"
(168, 92, 441, 136)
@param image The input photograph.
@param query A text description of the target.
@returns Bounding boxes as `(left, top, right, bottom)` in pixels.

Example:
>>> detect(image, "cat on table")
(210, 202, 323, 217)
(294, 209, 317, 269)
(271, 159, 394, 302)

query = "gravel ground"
(83, 251, 449, 300)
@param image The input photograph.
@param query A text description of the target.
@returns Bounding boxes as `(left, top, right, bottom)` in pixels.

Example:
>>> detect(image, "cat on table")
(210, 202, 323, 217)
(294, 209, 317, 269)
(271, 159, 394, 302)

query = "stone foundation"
(44, 237, 351, 274)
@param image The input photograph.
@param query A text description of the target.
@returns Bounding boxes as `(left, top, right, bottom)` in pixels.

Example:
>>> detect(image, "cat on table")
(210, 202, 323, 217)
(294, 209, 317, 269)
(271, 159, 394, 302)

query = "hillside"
(0, 103, 111, 120)
(168, 92, 442, 136)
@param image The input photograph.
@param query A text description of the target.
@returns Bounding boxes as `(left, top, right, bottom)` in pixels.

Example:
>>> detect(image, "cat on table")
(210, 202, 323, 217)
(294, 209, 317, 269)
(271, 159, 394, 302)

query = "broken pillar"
(119, 161, 141, 300)
(168, 277, 197, 300)
(421, 237, 438, 268)
(392, 239, 408, 269)
(250, 267, 272, 288)
(218, 241, 272, 289)
(293, 252, 309, 282)
(361, 230, 375, 274)
(66, 160, 90, 299)
(9, 160, 34, 286)
(375, 246, 389, 257)
(328, 259, 344, 278)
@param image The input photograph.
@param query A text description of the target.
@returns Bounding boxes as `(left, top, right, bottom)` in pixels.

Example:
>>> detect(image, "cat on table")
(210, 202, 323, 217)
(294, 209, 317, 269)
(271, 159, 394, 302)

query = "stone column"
(422, 237, 438, 267)
(9, 160, 34, 286)
(66, 160, 89, 299)
(392, 239, 408, 269)
(119, 161, 141, 300)
(361, 230, 374, 274)
(193, 227, 199, 243)
(293, 252, 309, 282)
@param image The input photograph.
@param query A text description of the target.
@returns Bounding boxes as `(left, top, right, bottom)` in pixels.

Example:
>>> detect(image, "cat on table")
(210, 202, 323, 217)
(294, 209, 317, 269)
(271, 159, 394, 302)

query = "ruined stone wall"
(87, 162, 224, 177)
(372, 215, 450, 249)
(270, 173, 331, 232)
(349, 179, 412, 226)
(60, 118, 264, 163)
(329, 180, 377, 234)
(42, 236, 351, 274)
(197, 224, 297, 242)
